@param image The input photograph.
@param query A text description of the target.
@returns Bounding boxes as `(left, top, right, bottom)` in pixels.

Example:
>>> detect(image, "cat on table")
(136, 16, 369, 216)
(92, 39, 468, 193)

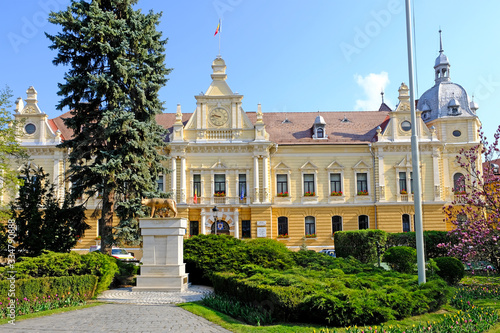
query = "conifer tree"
(12, 165, 89, 256)
(47, 0, 170, 253)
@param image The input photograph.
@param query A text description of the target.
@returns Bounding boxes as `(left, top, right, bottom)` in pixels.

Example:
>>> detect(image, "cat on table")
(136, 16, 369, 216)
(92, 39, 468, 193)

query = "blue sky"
(1, 0, 499, 141)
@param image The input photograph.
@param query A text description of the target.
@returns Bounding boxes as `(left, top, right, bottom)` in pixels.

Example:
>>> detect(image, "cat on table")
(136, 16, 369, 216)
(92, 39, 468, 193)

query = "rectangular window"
(156, 175, 164, 192)
(193, 174, 201, 196)
(399, 172, 407, 192)
(358, 215, 369, 230)
(242, 220, 251, 238)
(278, 217, 288, 236)
(304, 174, 315, 195)
(305, 216, 316, 235)
(239, 174, 246, 198)
(277, 174, 288, 195)
(332, 216, 342, 233)
(330, 173, 341, 193)
(214, 174, 225, 195)
(357, 173, 368, 193)
(190, 221, 199, 236)
(402, 215, 411, 233)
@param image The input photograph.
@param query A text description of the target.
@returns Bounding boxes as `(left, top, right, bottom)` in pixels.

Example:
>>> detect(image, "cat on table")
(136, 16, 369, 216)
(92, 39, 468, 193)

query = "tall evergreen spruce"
(47, 0, 170, 253)
(12, 165, 89, 256)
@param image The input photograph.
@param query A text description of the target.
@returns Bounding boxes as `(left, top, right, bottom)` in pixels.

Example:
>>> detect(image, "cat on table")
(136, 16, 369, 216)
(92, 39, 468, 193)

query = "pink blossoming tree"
(440, 126, 500, 270)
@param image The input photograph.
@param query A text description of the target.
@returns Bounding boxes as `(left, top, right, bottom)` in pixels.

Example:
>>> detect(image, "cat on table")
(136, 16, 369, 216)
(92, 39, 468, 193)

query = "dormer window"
(313, 114, 327, 139)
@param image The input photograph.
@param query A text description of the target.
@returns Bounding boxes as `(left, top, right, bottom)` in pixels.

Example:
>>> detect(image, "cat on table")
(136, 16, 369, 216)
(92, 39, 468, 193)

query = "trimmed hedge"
(0, 251, 119, 295)
(386, 231, 452, 259)
(0, 274, 97, 307)
(334, 230, 387, 264)
(434, 256, 465, 285)
(383, 246, 417, 274)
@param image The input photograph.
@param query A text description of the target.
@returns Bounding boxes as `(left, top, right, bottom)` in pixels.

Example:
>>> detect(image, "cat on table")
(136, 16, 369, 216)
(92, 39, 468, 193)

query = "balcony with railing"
(188, 196, 250, 205)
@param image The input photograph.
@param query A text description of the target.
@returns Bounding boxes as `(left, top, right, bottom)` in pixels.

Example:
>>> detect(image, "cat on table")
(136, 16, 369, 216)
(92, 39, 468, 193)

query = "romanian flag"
(214, 19, 221, 36)
(193, 191, 198, 204)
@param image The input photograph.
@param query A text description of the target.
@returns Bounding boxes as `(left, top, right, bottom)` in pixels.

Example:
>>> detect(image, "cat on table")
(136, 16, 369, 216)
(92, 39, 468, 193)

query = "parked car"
(319, 249, 336, 257)
(89, 246, 139, 263)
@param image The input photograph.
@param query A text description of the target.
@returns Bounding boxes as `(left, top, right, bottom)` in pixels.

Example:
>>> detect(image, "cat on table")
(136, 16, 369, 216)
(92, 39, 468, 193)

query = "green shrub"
(210, 265, 450, 326)
(80, 251, 119, 294)
(386, 231, 452, 259)
(244, 238, 294, 270)
(184, 234, 247, 284)
(383, 246, 417, 273)
(334, 230, 387, 264)
(434, 256, 465, 285)
(113, 260, 139, 287)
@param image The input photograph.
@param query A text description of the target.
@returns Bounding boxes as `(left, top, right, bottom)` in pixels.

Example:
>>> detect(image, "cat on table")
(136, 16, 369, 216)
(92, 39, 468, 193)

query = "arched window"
(317, 128, 324, 138)
(453, 173, 465, 193)
(332, 216, 342, 234)
(278, 216, 288, 236)
(358, 215, 369, 230)
(402, 214, 411, 232)
(305, 216, 316, 236)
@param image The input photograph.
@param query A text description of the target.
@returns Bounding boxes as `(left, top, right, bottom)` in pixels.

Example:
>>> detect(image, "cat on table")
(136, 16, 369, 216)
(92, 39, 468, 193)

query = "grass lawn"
(0, 301, 105, 326)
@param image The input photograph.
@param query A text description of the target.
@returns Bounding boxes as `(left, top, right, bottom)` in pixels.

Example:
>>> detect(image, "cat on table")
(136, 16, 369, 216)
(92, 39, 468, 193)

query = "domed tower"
(416, 30, 477, 123)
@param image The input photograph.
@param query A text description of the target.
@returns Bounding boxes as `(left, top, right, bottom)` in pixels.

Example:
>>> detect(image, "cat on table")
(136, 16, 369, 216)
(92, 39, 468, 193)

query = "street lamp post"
(212, 206, 219, 235)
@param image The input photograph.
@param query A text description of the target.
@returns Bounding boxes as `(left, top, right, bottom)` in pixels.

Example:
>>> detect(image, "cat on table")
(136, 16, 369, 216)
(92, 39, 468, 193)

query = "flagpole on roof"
(405, 0, 426, 284)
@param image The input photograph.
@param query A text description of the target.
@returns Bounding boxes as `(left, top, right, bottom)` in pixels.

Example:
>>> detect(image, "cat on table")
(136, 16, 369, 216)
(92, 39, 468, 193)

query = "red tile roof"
(51, 110, 389, 145)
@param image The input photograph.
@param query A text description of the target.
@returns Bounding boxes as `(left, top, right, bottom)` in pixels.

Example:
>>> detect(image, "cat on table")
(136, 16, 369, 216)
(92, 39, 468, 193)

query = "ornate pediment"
(211, 160, 229, 169)
(299, 161, 318, 170)
(274, 161, 291, 170)
(326, 160, 344, 170)
(352, 160, 371, 170)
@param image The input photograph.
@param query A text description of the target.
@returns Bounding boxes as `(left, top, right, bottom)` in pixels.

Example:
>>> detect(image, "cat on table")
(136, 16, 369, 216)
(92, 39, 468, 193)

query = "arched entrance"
(211, 220, 230, 235)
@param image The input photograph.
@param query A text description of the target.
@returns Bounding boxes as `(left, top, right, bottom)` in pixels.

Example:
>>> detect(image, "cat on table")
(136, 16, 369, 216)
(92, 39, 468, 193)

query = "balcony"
(188, 196, 250, 205)
(204, 129, 241, 141)
(399, 193, 414, 202)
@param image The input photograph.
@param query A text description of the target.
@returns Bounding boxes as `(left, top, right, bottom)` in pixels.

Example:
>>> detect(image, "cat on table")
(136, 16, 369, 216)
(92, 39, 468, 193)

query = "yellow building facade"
(10, 44, 481, 251)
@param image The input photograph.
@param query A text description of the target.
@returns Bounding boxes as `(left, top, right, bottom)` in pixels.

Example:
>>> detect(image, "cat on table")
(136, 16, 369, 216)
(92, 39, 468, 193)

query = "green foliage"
(47, 0, 172, 250)
(79, 251, 119, 295)
(383, 246, 417, 274)
(210, 265, 450, 327)
(386, 231, 452, 259)
(245, 238, 295, 270)
(0, 274, 97, 317)
(433, 256, 465, 285)
(0, 85, 27, 218)
(201, 292, 274, 326)
(11, 165, 89, 256)
(113, 259, 139, 287)
(184, 234, 247, 284)
(292, 250, 382, 274)
(334, 229, 387, 264)
(0, 251, 118, 296)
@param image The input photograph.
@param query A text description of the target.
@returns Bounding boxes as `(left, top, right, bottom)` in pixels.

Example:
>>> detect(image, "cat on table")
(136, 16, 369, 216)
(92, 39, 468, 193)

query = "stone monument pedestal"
(133, 218, 189, 292)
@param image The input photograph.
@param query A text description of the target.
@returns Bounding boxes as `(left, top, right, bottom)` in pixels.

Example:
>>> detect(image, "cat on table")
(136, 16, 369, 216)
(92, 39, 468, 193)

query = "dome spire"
(439, 29, 443, 53)
(434, 29, 450, 84)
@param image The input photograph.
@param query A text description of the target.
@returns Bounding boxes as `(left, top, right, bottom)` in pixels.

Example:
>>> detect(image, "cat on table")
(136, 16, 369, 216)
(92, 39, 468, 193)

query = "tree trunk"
(100, 187, 115, 255)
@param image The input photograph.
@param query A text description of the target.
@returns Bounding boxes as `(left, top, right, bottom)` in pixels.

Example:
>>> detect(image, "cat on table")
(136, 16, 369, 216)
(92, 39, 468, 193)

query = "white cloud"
(354, 72, 391, 111)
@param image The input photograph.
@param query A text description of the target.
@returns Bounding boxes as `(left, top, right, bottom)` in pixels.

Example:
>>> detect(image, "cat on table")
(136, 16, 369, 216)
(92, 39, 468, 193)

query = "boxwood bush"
(434, 256, 465, 285)
(386, 231, 452, 259)
(383, 246, 417, 273)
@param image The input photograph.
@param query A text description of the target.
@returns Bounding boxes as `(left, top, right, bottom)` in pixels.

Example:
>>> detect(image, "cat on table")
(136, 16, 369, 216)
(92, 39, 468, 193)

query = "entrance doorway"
(211, 221, 230, 235)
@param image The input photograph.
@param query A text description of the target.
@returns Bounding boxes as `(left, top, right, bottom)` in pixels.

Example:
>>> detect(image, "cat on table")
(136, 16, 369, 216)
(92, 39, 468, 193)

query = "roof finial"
(381, 90, 385, 103)
(439, 29, 443, 53)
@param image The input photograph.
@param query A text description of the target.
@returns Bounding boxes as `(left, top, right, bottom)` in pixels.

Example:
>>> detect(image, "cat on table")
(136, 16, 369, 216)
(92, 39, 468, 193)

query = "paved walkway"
(1, 285, 232, 333)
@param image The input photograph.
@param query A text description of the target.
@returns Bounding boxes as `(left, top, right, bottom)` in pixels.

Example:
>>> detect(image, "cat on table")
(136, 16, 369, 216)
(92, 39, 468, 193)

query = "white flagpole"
(218, 19, 221, 57)
(405, 0, 426, 284)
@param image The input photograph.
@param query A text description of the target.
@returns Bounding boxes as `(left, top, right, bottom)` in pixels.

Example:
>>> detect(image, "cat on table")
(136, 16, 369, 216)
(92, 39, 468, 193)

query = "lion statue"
(141, 198, 178, 218)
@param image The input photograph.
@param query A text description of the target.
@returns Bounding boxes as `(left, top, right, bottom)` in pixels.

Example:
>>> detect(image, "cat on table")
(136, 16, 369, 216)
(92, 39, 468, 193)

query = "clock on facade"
(209, 107, 229, 126)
